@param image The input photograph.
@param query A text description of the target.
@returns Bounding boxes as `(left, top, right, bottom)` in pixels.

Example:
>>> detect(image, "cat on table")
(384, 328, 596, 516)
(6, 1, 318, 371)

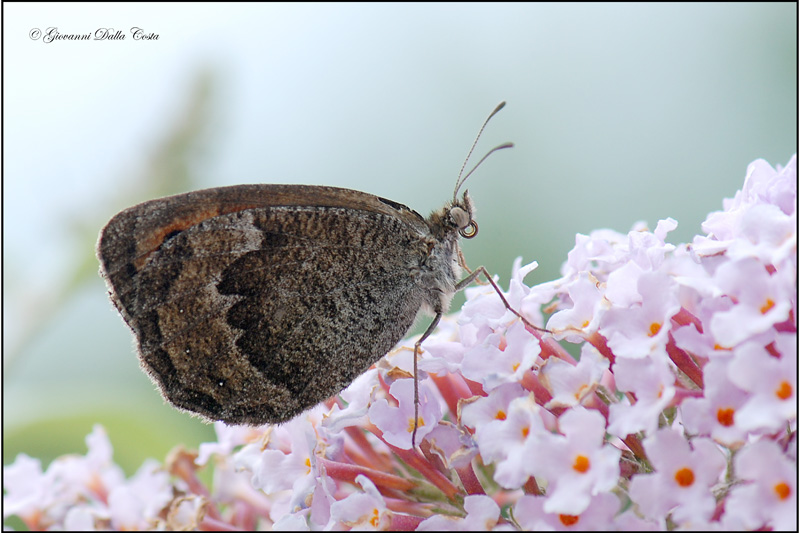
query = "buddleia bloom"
(4, 156, 795, 530)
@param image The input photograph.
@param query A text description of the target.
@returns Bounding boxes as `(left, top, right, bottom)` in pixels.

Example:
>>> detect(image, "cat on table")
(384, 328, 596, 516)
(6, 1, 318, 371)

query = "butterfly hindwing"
(98, 186, 431, 424)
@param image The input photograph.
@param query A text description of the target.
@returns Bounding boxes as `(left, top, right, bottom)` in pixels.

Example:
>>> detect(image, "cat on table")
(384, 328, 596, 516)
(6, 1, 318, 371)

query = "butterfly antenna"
(458, 142, 514, 196)
(453, 101, 511, 200)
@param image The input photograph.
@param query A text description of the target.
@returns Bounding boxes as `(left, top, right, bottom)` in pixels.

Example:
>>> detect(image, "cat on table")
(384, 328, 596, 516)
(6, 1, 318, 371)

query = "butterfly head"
(426, 190, 477, 241)
(449, 190, 478, 239)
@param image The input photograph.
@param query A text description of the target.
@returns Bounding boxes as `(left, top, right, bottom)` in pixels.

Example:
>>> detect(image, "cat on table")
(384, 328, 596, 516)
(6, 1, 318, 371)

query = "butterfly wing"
(98, 185, 431, 425)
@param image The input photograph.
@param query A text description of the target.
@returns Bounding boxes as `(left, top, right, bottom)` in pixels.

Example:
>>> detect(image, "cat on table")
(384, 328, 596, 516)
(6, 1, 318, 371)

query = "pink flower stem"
(318, 456, 415, 491)
(368, 424, 462, 501)
(168, 448, 224, 522)
(463, 376, 488, 397)
(522, 476, 542, 495)
(622, 434, 647, 462)
(774, 313, 797, 333)
(345, 426, 393, 470)
(389, 513, 426, 531)
(538, 335, 578, 364)
(455, 462, 486, 495)
(430, 372, 473, 416)
(586, 331, 616, 365)
(672, 307, 704, 333)
(384, 497, 435, 517)
(666, 333, 704, 388)
(520, 369, 553, 406)
(198, 515, 245, 531)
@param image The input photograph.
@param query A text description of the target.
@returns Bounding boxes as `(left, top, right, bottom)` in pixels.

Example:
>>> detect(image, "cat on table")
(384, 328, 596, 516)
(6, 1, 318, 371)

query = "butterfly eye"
(459, 220, 478, 239)
(449, 206, 470, 228)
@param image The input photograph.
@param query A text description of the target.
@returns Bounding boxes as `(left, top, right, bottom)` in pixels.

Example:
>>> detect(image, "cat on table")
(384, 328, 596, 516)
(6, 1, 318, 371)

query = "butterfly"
(97, 102, 521, 446)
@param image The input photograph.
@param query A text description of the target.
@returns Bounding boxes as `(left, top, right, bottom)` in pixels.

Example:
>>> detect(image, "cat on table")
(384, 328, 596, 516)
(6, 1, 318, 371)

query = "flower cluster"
(4, 156, 796, 530)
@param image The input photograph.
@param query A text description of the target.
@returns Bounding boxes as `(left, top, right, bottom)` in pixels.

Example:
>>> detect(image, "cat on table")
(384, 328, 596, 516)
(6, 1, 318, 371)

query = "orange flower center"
(573, 455, 590, 473)
(559, 515, 579, 526)
(674, 467, 695, 487)
(407, 416, 425, 433)
(775, 381, 793, 400)
(648, 322, 662, 337)
(716, 407, 735, 427)
(774, 482, 791, 501)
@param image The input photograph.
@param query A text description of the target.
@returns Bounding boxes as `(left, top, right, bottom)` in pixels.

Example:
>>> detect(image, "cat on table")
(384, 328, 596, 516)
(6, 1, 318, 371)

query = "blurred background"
(4, 4, 796, 475)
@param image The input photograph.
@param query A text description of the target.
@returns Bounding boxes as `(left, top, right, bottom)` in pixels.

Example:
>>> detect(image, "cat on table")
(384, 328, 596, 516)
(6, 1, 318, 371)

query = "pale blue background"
(3, 3, 796, 471)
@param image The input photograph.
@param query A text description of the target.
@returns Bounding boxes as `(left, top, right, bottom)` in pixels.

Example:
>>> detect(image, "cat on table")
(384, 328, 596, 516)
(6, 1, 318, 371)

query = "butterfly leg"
(456, 265, 548, 333)
(411, 266, 547, 448)
(411, 311, 443, 449)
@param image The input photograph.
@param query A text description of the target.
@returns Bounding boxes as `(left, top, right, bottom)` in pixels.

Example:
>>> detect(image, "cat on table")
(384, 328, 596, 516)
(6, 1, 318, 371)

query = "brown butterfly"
(97, 102, 520, 446)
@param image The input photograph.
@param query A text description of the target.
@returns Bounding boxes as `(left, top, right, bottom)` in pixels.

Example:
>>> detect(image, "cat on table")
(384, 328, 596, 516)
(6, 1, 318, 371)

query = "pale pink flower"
(323, 368, 380, 432)
(417, 494, 500, 531)
(601, 271, 681, 359)
(724, 439, 797, 531)
(727, 333, 796, 432)
(529, 408, 621, 515)
(514, 492, 621, 531)
(369, 377, 442, 448)
(540, 343, 609, 409)
(107, 460, 173, 530)
(607, 355, 676, 437)
(460, 319, 541, 391)
(629, 429, 726, 525)
(196, 421, 265, 466)
(709, 257, 792, 346)
(546, 271, 606, 340)
(465, 393, 547, 489)
(233, 417, 321, 512)
(679, 358, 750, 446)
(325, 475, 391, 530)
